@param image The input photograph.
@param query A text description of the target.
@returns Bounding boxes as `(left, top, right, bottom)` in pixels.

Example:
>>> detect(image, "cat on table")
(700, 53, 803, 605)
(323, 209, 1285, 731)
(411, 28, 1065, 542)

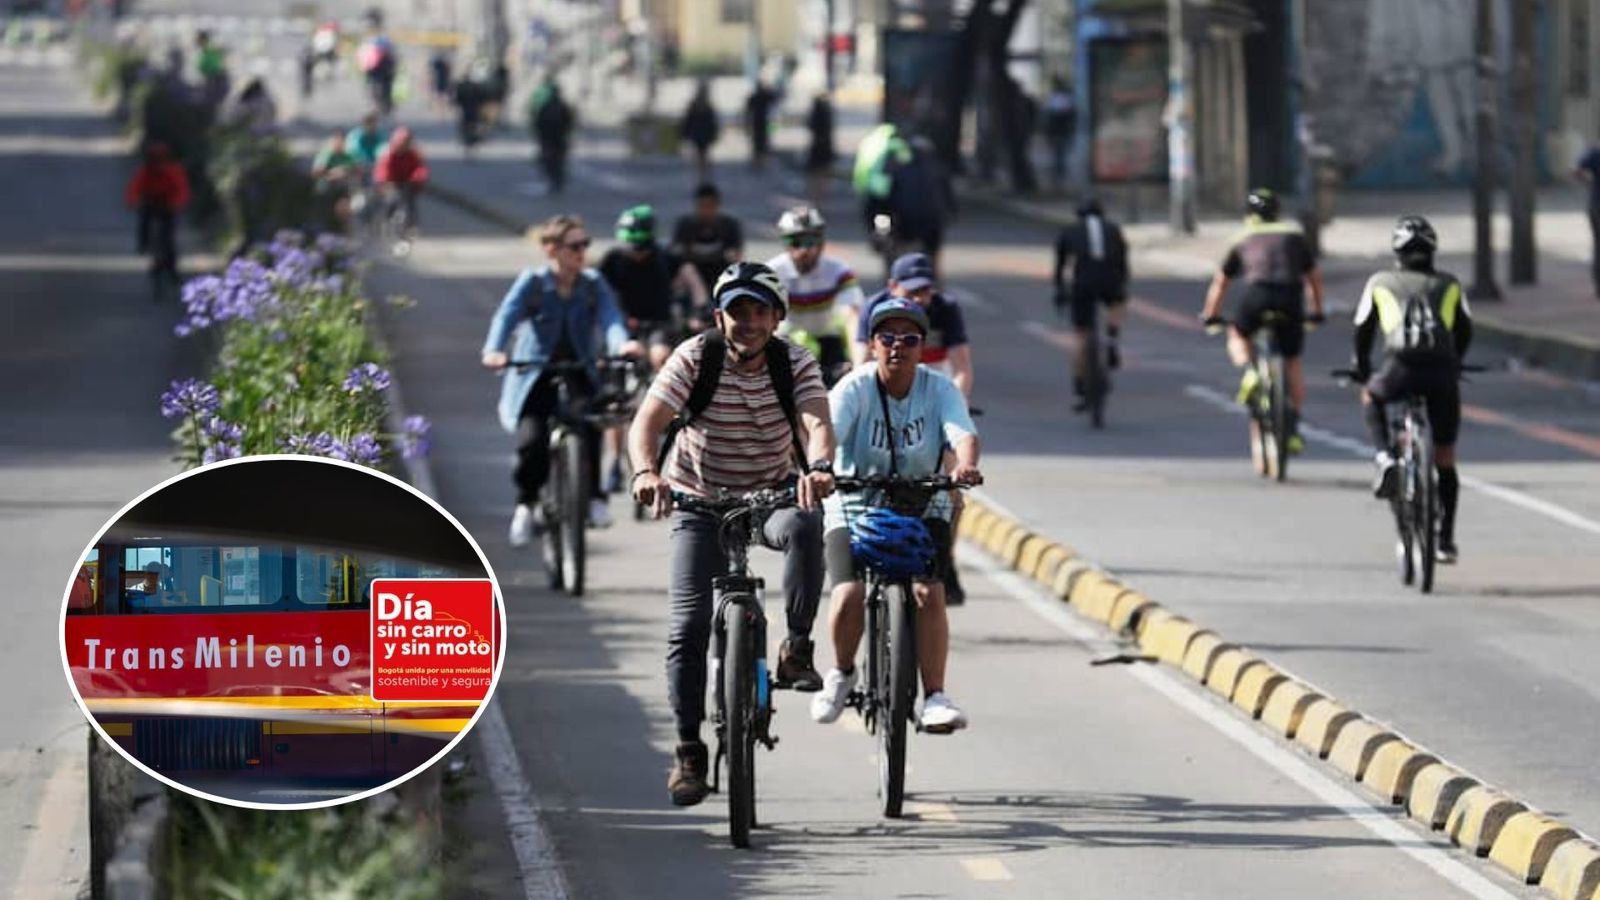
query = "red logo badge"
(369, 579, 496, 702)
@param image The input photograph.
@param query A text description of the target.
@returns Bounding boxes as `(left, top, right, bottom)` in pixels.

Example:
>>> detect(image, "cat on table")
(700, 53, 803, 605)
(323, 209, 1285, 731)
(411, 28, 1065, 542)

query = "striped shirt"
(651, 333, 827, 496)
(766, 253, 865, 338)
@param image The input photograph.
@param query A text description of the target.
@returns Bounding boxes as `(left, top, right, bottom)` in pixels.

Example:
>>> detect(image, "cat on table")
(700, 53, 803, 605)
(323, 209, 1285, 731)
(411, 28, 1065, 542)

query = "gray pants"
(666, 505, 824, 743)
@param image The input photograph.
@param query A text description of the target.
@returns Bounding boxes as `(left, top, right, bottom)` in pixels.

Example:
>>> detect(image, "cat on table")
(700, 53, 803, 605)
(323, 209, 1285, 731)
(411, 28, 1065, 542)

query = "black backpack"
(654, 331, 805, 473)
(1396, 290, 1450, 359)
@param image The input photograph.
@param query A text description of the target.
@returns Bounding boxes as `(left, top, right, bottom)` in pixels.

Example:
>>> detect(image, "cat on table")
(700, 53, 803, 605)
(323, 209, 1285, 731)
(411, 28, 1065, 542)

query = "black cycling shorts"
(1367, 357, 1462, 446)
(1068, 287, 1126, 330)
(1234, 283, 1305, 358)
(824, 519, 952, 586)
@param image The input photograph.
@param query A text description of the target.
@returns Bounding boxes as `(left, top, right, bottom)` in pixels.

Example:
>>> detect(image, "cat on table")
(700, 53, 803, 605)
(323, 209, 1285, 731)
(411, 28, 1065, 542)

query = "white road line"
(907, 800, 959, 823)
(9, 747, 86, 900)
(959, 857, 1014, 881)
(477, 701, 571, 900)
(973, 554, 1520, 900)
(1186, 382, 1600, 537)
(942, 284, 997, 314)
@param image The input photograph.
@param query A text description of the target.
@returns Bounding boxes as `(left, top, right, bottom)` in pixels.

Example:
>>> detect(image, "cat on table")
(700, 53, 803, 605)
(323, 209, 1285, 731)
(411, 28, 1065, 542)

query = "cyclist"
(861, 133, 956, 281)
(599, 205, 708, 492)
(311, 130, 361, 228)
(124, 141, 190, 286)
(855, 252, 974, 604)
(626, 261, 837, 807)
(765, 206, 864, 385)
(482, 214, 643, 544)
(1053, 198, 1130, 410)
(812, 299, 982, 733)
(1199, 187, 1325, 453)
(356, 20, 398, 115)
(1352, 215, 1473, 563)
(373, 127, 429, 238)
(669, 182, 744, 308)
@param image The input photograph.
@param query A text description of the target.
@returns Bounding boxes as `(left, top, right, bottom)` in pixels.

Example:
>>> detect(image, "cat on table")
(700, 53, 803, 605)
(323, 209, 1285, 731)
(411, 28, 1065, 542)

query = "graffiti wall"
(1303, 0, 1549, 189)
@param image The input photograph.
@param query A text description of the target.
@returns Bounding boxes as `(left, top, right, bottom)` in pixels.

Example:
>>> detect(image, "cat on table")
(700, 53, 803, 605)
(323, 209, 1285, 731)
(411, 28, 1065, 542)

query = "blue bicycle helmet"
(849, 508, 936, 579)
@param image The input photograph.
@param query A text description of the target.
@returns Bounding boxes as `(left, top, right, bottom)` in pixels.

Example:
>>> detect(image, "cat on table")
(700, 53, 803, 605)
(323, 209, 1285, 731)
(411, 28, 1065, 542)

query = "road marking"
(942, 284, 997, 314)
(1020, 319, 1073, 351)
(1129, 295, 1205, 332)
(477, 701, 571, 900)
(1186, 383, 1600, 537)
(959, 857, 1014, 881)
(907, 800, 959, 823)
(973, 554, 1519, 900)
(1461, 403, 1600, 459)
(9, 745, 85, 900)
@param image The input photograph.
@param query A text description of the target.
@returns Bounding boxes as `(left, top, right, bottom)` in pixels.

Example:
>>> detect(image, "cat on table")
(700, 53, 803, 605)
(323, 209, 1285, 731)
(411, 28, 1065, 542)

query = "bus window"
(295, 548, 359, 607)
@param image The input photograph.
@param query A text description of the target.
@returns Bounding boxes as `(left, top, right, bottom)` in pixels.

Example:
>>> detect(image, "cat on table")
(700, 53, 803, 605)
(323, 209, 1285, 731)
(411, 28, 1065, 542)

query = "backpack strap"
(652, 332, 806, 474)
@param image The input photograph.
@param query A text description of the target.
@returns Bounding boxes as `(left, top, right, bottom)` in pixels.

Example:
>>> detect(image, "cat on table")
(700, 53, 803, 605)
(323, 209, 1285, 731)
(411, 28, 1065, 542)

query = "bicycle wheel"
(723, 601, 757, 848)
(1414, 420, 1437, 593)
(1084, 331, 1107, 430)
(880, 581, 916, 818)
(558, 431, 587, 597)
(541, 451, 565, 591)
(1267, 357, 1289, 482)
(1392, 488, 1415, 586)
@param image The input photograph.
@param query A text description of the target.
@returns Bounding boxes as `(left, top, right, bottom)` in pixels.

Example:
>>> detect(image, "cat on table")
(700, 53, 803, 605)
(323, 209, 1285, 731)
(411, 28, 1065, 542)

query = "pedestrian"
(1043, 76, 1076, 191)
(429, 50, 452, 112)
(680, 81, 719, 183)
(454, 62, 490, 158)
(298, 43, 316, 101)
(804, 92, 835, 205)
(230, 77, 278, 136)
(533, 82, 575, 193)
(744, 80, 777, 171)
(1574, 142, 1600, 300)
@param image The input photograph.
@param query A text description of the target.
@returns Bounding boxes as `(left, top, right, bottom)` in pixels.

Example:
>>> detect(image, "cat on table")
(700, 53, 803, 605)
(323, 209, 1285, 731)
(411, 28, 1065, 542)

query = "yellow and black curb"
(958, 497, 1600, 900)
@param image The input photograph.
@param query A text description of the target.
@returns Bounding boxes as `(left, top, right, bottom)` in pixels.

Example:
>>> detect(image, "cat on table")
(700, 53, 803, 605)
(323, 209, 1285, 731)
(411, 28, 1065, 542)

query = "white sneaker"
(919, 692, 968, 734)
(509, 504, 534, 547)
(810, 668, 857, 724)
(587, 498, 613, 529)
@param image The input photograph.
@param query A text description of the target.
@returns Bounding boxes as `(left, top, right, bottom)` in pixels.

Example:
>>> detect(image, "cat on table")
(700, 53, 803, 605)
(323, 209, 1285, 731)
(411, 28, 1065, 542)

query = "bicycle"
(834, 473, 975, 818)
(509, 357, 639, 597)
(669, 485, 798, 848)
(1079, 310, 1109, 430)
(1334, 364, 1480, 593)
(1206, 311, 1317, 481)
(377, 182, 420, 258)
(144, 209, 180, 303)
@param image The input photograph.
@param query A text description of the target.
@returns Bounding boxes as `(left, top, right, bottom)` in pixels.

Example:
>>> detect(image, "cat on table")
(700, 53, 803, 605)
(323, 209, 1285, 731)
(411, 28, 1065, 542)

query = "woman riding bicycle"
(811, 299, 982, 734)
(1351, 215, 1473, 563)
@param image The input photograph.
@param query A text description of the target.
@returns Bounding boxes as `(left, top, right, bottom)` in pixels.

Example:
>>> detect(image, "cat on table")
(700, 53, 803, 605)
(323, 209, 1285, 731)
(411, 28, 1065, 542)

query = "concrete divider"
(1139, 618, 1204, 666)
(953, 499, 1600, 891)
(1446, 786, 1528, 856)
(1204, 649, 1261, 701)
(1407, 763, 1479, 830)
(1230, 663, 1288, 718)
(1488, 812, 1580, 884)
(1539, 839, 1600, 900)
(1259, 681, 1322, 739)
(1360, 740, 1438, 805)
(1294, 699, 1361, 759)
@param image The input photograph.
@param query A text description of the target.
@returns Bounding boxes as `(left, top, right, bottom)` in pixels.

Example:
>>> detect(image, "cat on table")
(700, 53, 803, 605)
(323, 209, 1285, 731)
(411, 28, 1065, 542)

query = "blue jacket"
(482, 266, 629, 433)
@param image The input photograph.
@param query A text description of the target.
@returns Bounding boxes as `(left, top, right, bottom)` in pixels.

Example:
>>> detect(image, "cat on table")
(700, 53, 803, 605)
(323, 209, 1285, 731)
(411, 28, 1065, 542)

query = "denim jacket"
(482, 265, 628, 433)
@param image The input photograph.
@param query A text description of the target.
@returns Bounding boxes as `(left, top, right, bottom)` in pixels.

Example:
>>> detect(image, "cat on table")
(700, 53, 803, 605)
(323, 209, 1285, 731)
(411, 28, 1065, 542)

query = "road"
(346, 91, 1596, 893)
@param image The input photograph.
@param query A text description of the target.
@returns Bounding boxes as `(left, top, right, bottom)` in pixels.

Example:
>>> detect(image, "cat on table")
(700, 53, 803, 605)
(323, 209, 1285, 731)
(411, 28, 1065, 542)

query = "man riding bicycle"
(627, 261, 837, 808)
(765, 205, 863, 384)
(1054, 198, 1129, 409)
(482, 214, 643, 544)
(1199, 188, 1325, 452)
(124, 141, 190, 285)
(812, 299, 982, 733)
(1352, 215, 1473, 563)
(374, 126, 429, 237)
(670, 183, 744, 308)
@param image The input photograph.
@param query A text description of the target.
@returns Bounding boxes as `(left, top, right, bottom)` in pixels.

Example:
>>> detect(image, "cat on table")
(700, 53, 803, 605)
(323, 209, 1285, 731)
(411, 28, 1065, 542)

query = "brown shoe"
(774, 637, 823, 692)
(668, 741, 711, 807)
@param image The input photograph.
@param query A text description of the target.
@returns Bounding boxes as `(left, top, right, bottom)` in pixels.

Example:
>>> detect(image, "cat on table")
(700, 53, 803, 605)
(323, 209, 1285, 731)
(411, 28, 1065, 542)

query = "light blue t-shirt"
(824, 365, 976, 531)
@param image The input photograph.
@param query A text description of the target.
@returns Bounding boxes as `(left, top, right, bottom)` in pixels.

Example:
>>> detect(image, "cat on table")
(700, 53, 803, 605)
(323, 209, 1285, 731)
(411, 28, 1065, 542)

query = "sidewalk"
(428, 65, 1600, 381)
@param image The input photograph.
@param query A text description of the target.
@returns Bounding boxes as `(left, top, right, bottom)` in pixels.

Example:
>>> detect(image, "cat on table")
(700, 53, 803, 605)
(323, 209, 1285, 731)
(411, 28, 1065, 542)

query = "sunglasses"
(785, 236, 822, 249)
(561, 238, 591, 251)
(874, 332, 924, 349)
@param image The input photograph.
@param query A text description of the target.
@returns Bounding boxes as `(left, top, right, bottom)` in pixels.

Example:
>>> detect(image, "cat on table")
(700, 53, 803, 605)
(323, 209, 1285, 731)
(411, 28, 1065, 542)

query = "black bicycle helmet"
(1391, 215, 1438, 256)
(849, 508, 936, 580)
(1076, 197, 1104, 218)
(1246, 187, 1279, 221)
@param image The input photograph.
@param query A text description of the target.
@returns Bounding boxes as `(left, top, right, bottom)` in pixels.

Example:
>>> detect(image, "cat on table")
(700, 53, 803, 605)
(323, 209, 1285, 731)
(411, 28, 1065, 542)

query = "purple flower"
(202, 442, 242, 464)
(272, 229, 306, 248)
(314, 273, 346, 295)
(400, 415, 432, 460)
(280, 432, 349, 460)
(160, 379, 221, 420)
(202, 417, 244, 443)
(347, 433, 384, 466)
(271, 247, 316, 287)
(175, 260, 277, 334)
(342, 363, 392, 395)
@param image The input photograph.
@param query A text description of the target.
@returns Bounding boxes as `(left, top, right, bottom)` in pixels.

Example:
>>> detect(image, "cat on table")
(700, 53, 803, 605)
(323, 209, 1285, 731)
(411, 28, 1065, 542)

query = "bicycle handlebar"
(833, 474, 980, 493)
(669, 485, 799, 517)
(502, 354, 642, 373)
(1331, 362, 1487, 386)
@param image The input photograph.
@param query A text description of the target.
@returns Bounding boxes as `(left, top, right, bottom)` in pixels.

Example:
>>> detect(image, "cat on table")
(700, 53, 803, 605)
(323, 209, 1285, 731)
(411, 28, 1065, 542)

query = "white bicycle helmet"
(776, 205, 826, 239)
(713, 261, 789, 319)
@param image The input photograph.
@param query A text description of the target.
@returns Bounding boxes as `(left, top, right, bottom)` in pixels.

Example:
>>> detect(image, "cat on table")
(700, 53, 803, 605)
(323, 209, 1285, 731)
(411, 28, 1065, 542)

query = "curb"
(957, 495, 1600, 899)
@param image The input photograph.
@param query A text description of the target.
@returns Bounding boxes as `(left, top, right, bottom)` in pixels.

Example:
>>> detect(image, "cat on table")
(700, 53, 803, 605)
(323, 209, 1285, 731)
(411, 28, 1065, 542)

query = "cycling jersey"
(671, 213, 743, 295)
(1220, 219, 1315, 286)
(1353, 268, 1472, 362)
(765, 252, 864, 338)
(345, 126, 389, 168)
(856, 289, 968, 366)
(599, 242, 683, 324)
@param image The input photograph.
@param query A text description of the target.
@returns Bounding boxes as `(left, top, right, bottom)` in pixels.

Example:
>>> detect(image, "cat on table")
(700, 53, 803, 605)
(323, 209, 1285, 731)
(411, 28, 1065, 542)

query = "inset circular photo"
(60, 456, 504, 809)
